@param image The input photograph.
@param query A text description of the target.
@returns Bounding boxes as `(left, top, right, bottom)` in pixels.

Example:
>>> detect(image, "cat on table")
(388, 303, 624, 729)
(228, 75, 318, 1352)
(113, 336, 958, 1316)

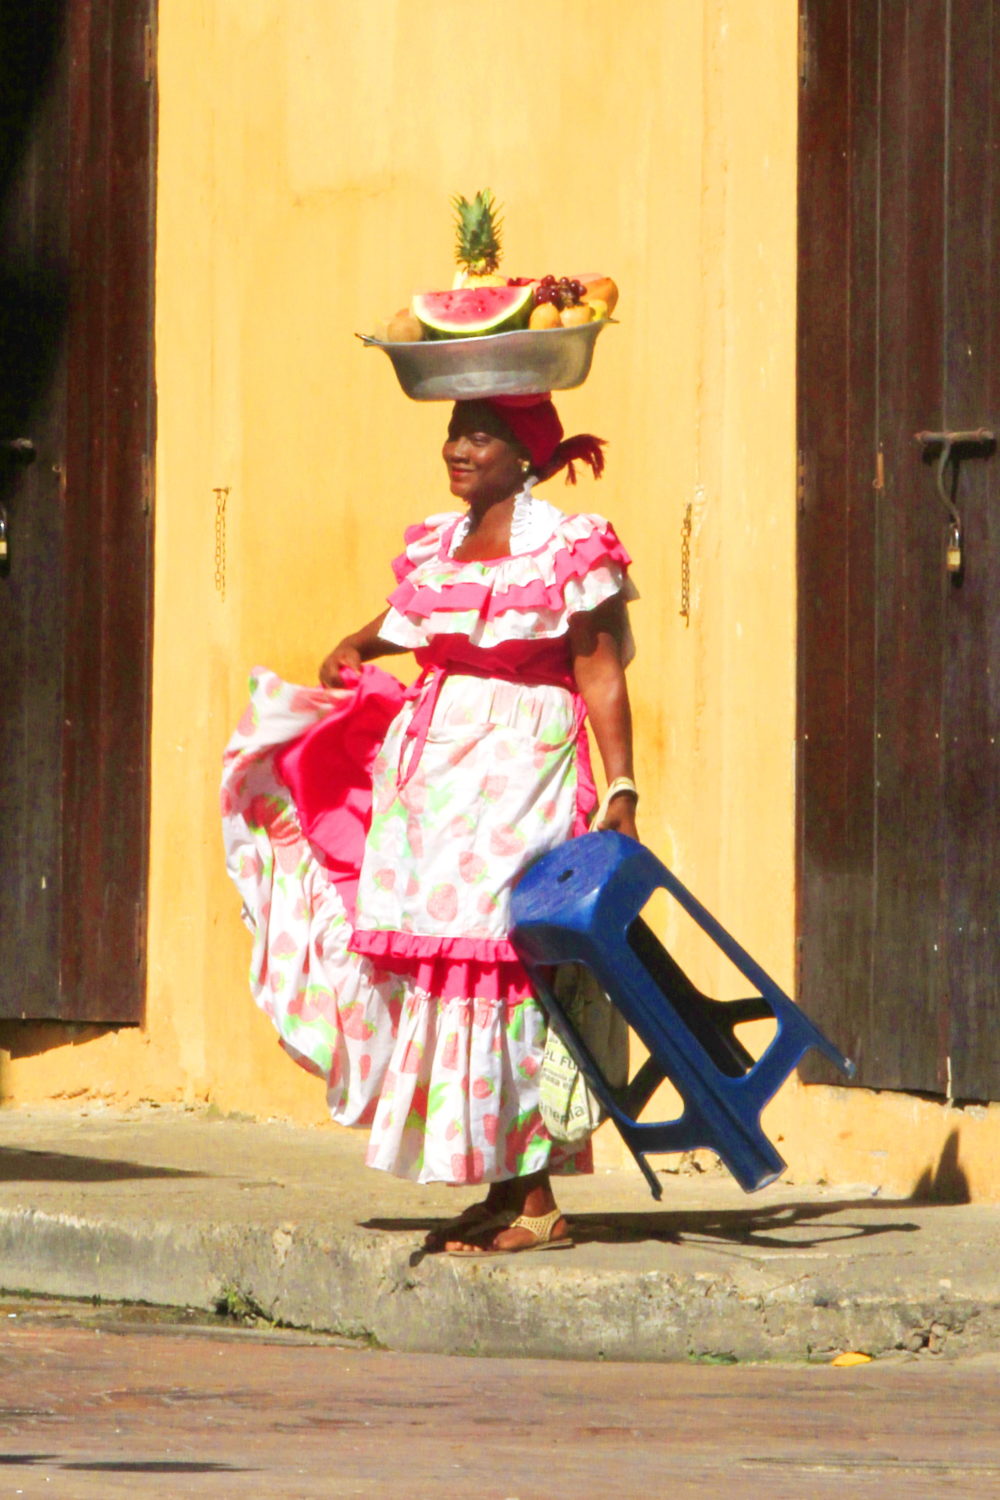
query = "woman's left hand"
(598, 793, 638, 841)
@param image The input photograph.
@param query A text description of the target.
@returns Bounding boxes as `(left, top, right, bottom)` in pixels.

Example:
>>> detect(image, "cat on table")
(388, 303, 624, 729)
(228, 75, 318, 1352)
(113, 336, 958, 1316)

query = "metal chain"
(214, 487, 230, 601)
(679, 501, 692, 627)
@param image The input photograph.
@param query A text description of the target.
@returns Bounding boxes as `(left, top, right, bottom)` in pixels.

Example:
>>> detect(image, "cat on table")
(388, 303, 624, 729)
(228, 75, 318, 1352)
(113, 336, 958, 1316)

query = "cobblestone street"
(0, 1303, 998, 1498)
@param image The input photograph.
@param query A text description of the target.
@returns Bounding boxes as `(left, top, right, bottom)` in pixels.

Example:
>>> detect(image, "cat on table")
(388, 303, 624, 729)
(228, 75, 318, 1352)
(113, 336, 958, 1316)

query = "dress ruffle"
(350, 927, 522, 967)
(381, 510, 638, 656)
(351, 942, 536, 1004)
(391, 512, 457, 582)
(221, 668, 406, 1117)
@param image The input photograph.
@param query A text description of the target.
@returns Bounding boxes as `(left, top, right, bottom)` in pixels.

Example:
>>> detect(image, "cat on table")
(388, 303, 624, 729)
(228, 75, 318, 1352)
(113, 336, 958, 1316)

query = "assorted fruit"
(372, 190, 619, 343)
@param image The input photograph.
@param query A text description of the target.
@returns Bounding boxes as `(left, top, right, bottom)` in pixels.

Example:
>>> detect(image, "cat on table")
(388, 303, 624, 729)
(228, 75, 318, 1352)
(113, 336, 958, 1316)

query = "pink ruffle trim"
(389, 522, 631, 623)
(351, 927, 520, 964)
(391, 519, 442, 583)
(350, 929, 534, 1003)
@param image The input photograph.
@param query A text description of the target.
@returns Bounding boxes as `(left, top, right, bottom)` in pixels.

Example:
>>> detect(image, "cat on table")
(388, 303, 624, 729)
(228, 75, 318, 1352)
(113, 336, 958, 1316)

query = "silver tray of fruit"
(358, 320, 614, 402)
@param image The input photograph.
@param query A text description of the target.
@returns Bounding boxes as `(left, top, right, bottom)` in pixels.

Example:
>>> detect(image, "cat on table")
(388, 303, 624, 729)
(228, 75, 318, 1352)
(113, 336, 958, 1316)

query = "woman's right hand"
(319, 643, 362, 689)
(317, 608, 406, 688)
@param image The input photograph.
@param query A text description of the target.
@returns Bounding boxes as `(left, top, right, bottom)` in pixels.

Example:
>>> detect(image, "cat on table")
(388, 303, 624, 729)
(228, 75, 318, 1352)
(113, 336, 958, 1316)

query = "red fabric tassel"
(542, 434, 607, 485)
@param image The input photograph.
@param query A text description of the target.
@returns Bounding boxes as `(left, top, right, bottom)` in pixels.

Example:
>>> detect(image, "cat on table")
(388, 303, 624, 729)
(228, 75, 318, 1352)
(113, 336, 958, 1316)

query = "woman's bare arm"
(319, 609, 409, 688)
(569, 595, 638, 839)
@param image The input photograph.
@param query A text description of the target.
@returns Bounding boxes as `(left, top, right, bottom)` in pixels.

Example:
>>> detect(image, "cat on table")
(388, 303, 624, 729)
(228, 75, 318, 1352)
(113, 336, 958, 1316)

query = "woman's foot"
(443, 1172, 570, 1254)
(423, 1181, 518, 1252)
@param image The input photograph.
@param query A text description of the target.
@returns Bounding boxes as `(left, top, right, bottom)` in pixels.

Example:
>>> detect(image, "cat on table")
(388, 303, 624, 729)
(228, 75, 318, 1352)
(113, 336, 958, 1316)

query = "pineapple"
(451, 189, 506, 287)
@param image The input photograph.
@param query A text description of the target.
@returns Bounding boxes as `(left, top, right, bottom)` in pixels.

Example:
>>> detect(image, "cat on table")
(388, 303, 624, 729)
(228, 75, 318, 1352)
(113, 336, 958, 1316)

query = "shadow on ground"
(0, 1456, 248, 1474)
(371, 1124, 977, 1253)
(0, 1149, 204, 1183)
(367, 1195, 923, 1252)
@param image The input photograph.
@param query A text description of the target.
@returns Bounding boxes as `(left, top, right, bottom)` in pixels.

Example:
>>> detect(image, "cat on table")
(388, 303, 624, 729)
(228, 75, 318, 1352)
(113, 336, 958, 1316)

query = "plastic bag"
(538, 963, 629, 1144)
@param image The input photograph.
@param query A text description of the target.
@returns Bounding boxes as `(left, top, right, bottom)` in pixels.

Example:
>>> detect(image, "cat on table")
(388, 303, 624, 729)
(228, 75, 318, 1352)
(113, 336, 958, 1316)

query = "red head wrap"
(484, 394, 606, 485)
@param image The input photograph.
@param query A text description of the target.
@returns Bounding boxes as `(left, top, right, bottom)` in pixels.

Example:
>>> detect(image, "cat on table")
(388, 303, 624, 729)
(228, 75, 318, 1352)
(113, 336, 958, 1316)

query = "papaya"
(581, 276, 618, 314)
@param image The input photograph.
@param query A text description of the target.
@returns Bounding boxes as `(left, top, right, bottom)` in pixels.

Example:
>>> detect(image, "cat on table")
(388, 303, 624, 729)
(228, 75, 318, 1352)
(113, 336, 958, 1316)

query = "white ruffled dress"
(222, 493, 636, 1185)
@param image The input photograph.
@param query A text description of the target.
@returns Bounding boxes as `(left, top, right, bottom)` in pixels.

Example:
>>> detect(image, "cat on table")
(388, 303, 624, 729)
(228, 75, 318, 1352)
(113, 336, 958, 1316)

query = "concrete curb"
(1, 1206, 996, 1363)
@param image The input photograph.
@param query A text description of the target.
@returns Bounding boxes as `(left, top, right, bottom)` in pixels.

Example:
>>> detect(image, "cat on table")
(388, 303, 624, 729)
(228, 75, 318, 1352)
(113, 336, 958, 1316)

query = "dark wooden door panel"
(797, 0, 880, 1075)
(870, 0, 950, 1091)
(0, 0, 154, 1023)
(0, 1, 69, 1015)
(799, 0, 1000, 1099)
(61, 0, 155, 1020)
(940, 0, 1000, 1099)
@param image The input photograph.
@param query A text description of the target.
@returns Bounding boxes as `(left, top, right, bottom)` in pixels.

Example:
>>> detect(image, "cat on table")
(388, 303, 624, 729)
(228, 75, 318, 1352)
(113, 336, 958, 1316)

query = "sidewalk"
(0, 1103, 997, 1363)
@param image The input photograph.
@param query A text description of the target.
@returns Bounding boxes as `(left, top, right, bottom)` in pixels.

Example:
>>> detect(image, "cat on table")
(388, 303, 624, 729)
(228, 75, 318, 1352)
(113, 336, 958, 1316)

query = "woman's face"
(443, 403, 527, 507)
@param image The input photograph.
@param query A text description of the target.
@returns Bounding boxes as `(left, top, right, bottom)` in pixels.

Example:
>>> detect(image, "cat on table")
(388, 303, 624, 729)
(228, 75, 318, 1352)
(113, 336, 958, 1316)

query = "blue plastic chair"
(510, 832, 854, 1199)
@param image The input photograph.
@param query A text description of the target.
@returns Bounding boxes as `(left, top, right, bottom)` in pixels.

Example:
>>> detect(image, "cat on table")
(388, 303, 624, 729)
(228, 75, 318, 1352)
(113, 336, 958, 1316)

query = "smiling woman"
(222, 394, 639, 1255)
(443, 405, 526, 540)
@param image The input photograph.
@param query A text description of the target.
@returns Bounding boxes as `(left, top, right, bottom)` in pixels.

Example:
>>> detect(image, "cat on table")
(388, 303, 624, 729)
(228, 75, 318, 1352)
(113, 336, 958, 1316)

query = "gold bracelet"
(593, 777, 639, 829)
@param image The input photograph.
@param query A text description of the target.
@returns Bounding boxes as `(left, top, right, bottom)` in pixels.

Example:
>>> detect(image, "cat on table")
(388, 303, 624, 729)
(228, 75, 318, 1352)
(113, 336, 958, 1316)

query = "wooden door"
(798, 0, 1000, 1099)
(0, 1, 155, 1023)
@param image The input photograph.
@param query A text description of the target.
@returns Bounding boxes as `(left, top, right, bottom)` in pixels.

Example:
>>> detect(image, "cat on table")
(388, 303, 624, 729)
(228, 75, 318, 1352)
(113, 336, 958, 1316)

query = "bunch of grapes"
(532, 275, 587, 311)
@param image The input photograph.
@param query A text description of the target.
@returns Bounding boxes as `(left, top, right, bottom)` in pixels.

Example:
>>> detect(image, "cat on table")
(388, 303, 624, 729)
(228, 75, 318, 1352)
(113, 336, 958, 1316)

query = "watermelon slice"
(411, 283, 534, 340)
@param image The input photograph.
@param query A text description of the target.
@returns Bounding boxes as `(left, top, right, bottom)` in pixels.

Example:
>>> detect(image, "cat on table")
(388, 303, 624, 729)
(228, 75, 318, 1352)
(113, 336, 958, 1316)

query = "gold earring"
(520, 459, 531, 475)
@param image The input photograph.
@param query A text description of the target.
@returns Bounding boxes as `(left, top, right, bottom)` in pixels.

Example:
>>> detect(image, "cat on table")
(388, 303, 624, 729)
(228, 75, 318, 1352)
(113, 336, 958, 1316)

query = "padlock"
(946, 522, 962, 574)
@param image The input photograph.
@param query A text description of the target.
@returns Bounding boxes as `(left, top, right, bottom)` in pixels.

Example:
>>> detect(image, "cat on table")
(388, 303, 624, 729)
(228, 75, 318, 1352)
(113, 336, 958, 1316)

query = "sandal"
(423, 1203, 514, 1253)
(446, 1207, 573, 1257)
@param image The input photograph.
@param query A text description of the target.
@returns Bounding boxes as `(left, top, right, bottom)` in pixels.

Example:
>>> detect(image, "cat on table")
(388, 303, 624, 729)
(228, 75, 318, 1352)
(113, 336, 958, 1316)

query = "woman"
(222, 394, 638, 1255)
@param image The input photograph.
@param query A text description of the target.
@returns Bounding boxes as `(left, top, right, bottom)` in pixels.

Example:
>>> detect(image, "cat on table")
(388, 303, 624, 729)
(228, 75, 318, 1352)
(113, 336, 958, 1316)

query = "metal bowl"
(357, 320, 615, 402)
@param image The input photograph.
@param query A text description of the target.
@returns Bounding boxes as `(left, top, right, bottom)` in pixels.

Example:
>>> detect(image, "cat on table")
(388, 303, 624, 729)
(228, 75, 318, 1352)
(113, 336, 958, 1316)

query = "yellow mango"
(529, 301, 562, 330)
(559, 303, 595, 327)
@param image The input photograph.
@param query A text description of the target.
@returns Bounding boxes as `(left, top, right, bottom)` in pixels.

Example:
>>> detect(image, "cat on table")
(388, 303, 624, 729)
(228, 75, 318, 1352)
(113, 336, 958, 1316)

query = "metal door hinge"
(797, 447, 807, 511)
(143, 24, 155, 85)
(798, 8, 810, 85)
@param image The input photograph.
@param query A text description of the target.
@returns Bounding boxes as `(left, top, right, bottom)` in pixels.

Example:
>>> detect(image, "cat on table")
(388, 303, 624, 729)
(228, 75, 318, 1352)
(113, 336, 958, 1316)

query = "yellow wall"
(2, 0, 997, 1200)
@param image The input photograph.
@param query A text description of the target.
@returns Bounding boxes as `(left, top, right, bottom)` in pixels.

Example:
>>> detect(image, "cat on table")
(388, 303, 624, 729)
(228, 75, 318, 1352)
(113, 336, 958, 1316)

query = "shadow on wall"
(0, 1022, 118, 1095)
(909, 1129, 970, 1204)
